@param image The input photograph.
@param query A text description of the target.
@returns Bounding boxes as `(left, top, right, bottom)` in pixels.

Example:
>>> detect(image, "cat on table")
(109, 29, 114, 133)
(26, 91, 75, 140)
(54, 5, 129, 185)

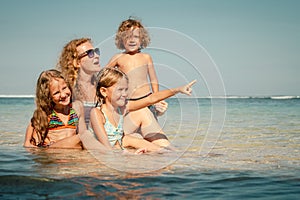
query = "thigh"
(124, 108, 171, 147)
(124, 108, 163, 137)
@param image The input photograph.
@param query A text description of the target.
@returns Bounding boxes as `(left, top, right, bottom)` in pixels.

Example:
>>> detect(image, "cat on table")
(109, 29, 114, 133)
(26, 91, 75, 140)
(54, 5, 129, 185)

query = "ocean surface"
(0, 96, 299, 199)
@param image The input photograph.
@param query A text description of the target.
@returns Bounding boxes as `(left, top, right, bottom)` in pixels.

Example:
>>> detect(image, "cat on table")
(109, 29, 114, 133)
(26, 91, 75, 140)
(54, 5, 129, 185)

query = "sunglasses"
(78, 48, 100, 59)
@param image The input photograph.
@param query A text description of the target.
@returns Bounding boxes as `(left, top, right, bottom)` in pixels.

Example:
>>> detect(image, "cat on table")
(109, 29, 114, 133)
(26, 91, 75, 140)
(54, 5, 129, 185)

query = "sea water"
(0, 96, 299, 199)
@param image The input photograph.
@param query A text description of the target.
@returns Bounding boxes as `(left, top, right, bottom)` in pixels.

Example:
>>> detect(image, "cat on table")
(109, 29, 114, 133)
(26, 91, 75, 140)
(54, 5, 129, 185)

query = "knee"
(144, 132, 169, 142)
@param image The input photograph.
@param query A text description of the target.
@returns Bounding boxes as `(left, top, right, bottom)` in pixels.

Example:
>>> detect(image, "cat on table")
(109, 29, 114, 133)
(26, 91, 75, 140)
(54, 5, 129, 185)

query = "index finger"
(188, 79, 197, 87)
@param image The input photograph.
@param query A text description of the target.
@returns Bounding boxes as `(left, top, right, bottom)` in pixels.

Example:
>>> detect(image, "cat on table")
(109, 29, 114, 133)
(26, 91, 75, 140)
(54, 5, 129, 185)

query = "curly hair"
(95, 67, 128, 107)
(57, 38, 91, 89)
(31, 69, 71, 145)
(115, 18, 150, 50)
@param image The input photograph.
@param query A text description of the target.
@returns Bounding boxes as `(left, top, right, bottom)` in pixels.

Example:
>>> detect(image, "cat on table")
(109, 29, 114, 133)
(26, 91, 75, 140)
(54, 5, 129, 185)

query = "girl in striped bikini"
(23, 69, 87, 148)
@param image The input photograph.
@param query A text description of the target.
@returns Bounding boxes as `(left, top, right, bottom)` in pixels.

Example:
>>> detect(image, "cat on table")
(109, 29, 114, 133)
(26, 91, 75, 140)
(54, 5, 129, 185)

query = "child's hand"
(135, 148, 148, 154)
(23, 143, 37, 148)
(179, 80, 197, 96)
(155, 100, 168, 116)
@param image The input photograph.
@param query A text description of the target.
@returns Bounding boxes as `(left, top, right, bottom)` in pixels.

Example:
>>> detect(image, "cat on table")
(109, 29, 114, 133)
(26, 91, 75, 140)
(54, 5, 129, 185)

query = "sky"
(0, 0, 299, 97)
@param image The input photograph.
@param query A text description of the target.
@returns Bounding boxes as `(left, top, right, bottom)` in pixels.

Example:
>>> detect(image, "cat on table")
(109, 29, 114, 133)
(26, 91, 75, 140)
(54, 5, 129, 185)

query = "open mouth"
(60, 96, 70, 103)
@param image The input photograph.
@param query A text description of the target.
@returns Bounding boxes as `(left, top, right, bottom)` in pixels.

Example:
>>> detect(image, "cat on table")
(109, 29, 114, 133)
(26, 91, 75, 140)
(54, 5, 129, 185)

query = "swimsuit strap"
(128, 92, 152, 101)
(69, 107, 79, 126)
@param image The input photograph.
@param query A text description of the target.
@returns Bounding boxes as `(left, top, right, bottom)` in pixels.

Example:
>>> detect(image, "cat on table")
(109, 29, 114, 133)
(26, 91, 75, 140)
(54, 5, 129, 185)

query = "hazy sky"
(1, 0, 299, 96)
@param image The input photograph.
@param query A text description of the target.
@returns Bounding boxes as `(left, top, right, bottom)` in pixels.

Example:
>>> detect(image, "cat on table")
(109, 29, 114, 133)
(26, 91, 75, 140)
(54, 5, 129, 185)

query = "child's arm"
(105, 54, 121, 68)
(49, 135, 82, 149)
(147, 55, 159, 93)
(72, 100, 87, 134)
(122, 134, 162, 152)
(90, 107, 113, 149)
(127, 80, 196, 112)
(23, 123, 37, 148)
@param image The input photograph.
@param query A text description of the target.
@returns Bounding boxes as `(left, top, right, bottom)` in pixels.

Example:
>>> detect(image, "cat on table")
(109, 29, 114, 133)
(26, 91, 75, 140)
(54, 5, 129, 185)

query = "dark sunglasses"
(78, 48, 100, 59)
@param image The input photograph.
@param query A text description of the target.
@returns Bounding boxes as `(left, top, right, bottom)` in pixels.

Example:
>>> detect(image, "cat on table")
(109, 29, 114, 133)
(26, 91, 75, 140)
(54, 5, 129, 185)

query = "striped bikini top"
(48, 107, 79, 130)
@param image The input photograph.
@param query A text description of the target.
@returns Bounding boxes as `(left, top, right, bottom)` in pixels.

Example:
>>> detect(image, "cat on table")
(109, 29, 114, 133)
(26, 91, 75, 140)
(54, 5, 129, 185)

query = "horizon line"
(0, 94, 299, 99)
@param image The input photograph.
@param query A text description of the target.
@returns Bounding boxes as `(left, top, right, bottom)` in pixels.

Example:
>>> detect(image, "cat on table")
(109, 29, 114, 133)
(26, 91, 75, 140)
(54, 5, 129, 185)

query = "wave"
(270, 95, 300, 100)
(202, 95, 300, 99)
(206, 96, 251, 99)
(0, 94, 34, 98)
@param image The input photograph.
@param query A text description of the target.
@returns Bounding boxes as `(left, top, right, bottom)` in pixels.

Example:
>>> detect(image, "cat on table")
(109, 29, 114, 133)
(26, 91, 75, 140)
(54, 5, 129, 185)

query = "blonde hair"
(95, 68, 128, 106)
(115, 18, 150, 50)
(57, 38, 92, 101)
(31, 69, 71, 145)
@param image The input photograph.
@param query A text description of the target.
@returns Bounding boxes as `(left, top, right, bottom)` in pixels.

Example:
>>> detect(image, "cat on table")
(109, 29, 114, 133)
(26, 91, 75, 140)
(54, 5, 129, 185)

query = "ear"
(73, 58, 80, 69)
(100, 87, 107, 98)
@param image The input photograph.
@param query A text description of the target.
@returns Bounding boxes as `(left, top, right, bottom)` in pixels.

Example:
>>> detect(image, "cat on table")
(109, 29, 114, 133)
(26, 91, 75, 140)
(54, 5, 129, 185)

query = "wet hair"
(31, 69, 72, 145)
(56, 38, 92, 101)
(115, 17, 150, 50)
(95, 67, 128, 106)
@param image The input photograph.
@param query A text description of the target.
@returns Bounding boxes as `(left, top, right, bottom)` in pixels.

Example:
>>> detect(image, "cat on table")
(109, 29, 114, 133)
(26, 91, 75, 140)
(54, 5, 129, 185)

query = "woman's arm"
(90, 107, 113, 149)
(127, 80, 196, 112)
(72, 100, 87, 134)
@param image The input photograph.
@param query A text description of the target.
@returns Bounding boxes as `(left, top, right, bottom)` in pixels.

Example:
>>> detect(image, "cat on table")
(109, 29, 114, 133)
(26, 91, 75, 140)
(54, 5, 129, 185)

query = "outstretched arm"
(127, 80, 196, 112)
(72, 100, 87, 134)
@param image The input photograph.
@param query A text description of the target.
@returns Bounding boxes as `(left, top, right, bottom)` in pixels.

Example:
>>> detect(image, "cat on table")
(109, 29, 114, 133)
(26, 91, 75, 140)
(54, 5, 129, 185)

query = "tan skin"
(75, 42, 101, 103)
(106, 27, 158, 99)
(90, 76, 196, 151)
(23, 78, 86, 148)
(106, 27, 168, 114)
(106, 28, 170, 146)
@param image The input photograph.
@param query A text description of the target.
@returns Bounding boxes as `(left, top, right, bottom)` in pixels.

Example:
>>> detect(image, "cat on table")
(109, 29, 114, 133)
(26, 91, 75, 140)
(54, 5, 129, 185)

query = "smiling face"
(122, 27, 141, 53)
(50, 78, 71, 109)
(102, 77, 129, 108)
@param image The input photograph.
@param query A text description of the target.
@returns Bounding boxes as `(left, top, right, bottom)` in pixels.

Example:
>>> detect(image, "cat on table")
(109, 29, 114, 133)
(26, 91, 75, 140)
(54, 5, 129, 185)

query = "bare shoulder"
(140, 52, 153, 63)
(72, 101, 84, 115)
(140, 52, 151, 58)
(90, 107, 105, 123)
(90, 106, 100, 114)
(113, 53, 124, 59)
(111, 53, 126, 62)
(90, 107, 103, 118)
(107, 53, 124, 67)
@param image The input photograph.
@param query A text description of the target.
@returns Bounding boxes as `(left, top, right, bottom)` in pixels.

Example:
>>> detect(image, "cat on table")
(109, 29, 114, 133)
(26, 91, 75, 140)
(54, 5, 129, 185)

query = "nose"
(60, 91, 67, 99)
(94, 51, 100, 60)
(61, 89, 70, 99)
(122, 90, 128, 98)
